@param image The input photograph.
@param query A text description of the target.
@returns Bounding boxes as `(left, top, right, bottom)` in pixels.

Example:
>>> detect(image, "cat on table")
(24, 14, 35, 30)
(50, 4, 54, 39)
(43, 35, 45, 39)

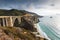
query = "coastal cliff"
(0, 9, 47, 40)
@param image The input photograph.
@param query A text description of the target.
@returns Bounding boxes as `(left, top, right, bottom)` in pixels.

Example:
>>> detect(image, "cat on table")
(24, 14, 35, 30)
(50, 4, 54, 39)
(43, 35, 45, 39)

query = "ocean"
(38, 15, 60, 40)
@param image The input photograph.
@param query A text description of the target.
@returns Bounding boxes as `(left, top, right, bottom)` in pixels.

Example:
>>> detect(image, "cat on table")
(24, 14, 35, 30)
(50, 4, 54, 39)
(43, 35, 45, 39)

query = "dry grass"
(0, 27, 37, 40)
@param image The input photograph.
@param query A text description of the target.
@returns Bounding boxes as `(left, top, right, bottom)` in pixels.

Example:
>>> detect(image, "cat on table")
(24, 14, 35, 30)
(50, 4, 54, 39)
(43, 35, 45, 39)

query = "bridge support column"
(0, 19, 1, 26)
(2, 18, 5, 27)
(10, 16, 13, 27)
(5, 18, 8, 27)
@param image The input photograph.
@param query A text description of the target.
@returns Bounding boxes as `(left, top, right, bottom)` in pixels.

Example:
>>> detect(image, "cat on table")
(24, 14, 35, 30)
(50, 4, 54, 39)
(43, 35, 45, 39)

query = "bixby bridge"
(0, 15, 39, 27)
(0, 16, 22, 27)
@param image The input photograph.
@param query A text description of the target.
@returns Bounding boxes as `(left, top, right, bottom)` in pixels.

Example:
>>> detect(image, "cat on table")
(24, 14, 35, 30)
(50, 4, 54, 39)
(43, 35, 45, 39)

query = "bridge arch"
(13, 18, 20, 27)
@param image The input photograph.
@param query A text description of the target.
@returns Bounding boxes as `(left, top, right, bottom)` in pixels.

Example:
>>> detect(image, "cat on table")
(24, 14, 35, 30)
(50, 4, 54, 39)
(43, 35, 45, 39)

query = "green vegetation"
(0, 9, 27, 16)
(0, 9, 40, 17)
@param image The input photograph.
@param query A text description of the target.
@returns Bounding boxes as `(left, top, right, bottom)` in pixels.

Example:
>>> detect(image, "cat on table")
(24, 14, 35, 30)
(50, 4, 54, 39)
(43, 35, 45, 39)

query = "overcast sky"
(0, 0, 60, 16)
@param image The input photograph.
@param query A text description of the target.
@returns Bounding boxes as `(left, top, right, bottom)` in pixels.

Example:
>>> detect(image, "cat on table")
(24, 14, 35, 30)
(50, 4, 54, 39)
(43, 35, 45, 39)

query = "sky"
(0, 0, 60, 16)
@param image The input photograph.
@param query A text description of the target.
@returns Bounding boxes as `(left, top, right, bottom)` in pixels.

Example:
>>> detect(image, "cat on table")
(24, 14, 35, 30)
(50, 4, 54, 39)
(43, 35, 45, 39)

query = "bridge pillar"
(0, 19, 1, 26)
(2, 18, 5, 27)
(5, 18, 8, 27)
(10, 16, 13, 27)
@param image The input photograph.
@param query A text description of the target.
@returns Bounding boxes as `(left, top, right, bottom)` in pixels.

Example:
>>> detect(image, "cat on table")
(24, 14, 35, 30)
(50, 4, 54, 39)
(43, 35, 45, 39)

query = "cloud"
(0, 0, 49, 9)
(0, 0, 60, 16)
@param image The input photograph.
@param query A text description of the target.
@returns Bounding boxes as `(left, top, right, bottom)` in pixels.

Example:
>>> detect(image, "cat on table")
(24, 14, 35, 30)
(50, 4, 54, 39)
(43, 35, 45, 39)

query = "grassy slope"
(0, 26, 47, 40)
(0, 27, 38, 40)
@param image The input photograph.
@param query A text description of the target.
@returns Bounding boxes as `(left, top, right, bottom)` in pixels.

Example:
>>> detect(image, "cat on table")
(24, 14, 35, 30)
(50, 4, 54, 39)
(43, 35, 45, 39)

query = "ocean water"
(38, 15, 60, 40)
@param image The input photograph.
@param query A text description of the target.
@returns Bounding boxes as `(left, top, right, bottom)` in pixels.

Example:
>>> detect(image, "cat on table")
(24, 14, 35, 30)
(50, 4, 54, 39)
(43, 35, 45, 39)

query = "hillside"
(0, 9, 47, 40)
(0, 27, 46, 40)
(0, 9, 26, 16)
(0, 9, 38, 16)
